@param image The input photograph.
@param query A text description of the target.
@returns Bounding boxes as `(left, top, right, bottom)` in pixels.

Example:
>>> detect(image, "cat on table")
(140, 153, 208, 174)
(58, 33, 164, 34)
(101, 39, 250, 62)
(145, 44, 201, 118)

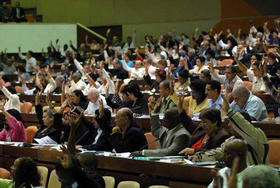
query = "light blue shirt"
(119, 60, 134, 67)
(230, 93, 268, 121)
(207, 94, 224, 110)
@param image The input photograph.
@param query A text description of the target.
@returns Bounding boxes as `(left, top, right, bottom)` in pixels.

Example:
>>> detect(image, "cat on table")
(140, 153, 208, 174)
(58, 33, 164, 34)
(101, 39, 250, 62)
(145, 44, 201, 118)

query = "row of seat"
(38, 167, 169, 188)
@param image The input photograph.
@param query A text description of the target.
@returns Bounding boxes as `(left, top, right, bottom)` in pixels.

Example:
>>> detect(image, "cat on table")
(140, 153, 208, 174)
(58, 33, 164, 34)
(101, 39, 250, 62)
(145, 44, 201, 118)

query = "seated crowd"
(0, 18, 280, 187)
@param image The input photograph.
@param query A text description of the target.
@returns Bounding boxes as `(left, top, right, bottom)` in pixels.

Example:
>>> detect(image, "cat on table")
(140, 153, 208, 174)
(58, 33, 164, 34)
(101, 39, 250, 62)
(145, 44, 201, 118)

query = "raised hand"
(99, 99, 104, 118)
(178, 95, 185, 114)
(35, 91, 42, 105)
(221, 94, 230, 113)
(208, 61, 214, 73)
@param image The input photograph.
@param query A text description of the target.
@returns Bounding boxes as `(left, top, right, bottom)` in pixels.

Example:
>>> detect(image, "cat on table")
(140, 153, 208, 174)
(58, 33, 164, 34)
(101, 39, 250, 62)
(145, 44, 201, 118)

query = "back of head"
(232, 85, 250, 98)
(190, 79, 206, 96)
(119, 107, 133, 125)
(7, 109, 24, 124)
(77, 152, 98, 171)
(13, 157, 41, 188)
(126, 82, 143, 99)
(178, 69, 189, 80)
(242, 165, 280, 188)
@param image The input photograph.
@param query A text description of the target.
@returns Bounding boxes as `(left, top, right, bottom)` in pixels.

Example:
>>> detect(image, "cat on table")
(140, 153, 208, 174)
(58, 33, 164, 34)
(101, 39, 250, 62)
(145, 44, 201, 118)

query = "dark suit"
(131, 97, 148, 114)
(82, 130, 112, 151)
(109, 125, 147, 153)
(190, 126, 230, 152)
(33, 105, 62, 144)
(62, 117, 95, 146)
(11, 7, 25, 22)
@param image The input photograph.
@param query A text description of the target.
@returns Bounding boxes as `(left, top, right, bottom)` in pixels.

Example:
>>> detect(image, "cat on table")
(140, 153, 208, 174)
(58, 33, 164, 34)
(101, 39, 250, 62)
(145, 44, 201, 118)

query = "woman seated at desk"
(179, 108, 230, 155)
(33, 92, 62, 144)
(183, 79, 209, 118)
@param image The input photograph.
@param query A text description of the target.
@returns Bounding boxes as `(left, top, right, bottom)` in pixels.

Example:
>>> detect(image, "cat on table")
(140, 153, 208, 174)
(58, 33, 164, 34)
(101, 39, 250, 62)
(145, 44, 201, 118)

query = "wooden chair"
(144, 132, 158, 149)
(268, 140, 280, 166)
(47, 170, 61, 188)
(103, 176, 115, 188)
(37, 166, 48, 186)
(117, 181, 140, 188)
(20, 102, 33, 113)
(0, 168, 10, 179)
(25, 126, 38, 143)
(218, 59, 233, 66)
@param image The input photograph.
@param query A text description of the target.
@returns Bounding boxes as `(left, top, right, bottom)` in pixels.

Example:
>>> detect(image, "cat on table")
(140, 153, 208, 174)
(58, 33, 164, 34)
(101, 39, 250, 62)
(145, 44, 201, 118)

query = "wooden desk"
(0, 145, 212, 188)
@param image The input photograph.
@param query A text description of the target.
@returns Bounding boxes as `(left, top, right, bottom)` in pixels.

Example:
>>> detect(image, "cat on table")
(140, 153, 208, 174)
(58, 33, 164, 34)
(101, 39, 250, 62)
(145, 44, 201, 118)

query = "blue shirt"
(230, 93, 268, 121)
(119, 60, 134, 68)
(207, 94, 224, 110)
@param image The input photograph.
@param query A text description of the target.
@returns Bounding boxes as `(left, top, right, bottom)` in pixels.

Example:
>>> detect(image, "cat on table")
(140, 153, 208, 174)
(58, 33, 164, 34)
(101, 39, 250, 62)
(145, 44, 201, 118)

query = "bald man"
(230, 86, 267, 121)
(107, 108, 147, 152)
(208, 139, 248, 188)
(140, 107, 191, 157)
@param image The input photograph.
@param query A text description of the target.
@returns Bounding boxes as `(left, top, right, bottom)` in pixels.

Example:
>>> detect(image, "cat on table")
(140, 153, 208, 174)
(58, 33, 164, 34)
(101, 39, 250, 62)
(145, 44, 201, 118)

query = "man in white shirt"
(18, 46, 37, 73)
(208, 139, 248, 188)
(84, 87, 111, 115)
(209, 62, 244, 95)
(66, 72, 87, 95)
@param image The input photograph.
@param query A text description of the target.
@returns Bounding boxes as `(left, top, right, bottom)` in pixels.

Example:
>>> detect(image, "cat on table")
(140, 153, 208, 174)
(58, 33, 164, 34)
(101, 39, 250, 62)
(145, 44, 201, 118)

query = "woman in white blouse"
(189, 56, 208, 75)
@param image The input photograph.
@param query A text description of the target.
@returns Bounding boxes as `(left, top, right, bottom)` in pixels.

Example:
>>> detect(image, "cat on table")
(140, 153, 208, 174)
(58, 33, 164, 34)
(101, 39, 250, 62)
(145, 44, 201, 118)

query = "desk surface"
(0, 144, 212, 188)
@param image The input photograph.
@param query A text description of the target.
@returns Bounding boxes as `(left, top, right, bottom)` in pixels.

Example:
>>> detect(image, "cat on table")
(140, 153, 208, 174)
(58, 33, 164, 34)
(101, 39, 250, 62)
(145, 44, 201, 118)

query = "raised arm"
(18, 46, 25, 60)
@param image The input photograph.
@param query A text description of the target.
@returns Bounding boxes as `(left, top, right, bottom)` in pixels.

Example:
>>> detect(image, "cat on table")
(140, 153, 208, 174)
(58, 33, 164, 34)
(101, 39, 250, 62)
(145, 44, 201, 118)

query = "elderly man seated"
(230, 86, 268, 121)
(84, 87, 111, 115)
(135, 107, 191, 157)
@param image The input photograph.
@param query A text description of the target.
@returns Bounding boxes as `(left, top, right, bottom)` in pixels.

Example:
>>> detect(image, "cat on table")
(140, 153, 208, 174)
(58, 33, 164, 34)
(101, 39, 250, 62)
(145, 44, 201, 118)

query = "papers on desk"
(0, 141, 24, 146)
(34, 136, 57, 145)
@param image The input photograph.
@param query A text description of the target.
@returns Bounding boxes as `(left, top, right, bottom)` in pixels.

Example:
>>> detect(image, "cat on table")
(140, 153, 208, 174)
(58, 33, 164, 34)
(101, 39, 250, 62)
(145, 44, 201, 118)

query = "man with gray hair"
(242, 165, 280, 188)
(84, 87, 111, 115)
(230, 85, 267, 121)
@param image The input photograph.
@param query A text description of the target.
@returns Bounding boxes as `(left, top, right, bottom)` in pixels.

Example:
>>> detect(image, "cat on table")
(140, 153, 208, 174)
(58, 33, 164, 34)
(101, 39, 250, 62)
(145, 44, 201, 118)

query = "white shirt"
(189, 65, 208, 74)
(93, 128, 103, 144)
(66, 79, 87, 95)
(98, 69, 115, 94)
(246, 69, 267, 93)
(84, 95, 111, 115)
(1, 87, 20, 112)
(18, 52, 37, 73)
(208, 167, 247, 188)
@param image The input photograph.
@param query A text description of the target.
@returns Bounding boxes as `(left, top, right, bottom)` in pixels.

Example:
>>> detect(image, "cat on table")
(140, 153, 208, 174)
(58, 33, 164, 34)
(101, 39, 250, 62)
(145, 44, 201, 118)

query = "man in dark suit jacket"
(108, 107, 147, 152)
(141, 107, 191, 157)
(82, 108, 113, 151)
(11, 2, 26, 22)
